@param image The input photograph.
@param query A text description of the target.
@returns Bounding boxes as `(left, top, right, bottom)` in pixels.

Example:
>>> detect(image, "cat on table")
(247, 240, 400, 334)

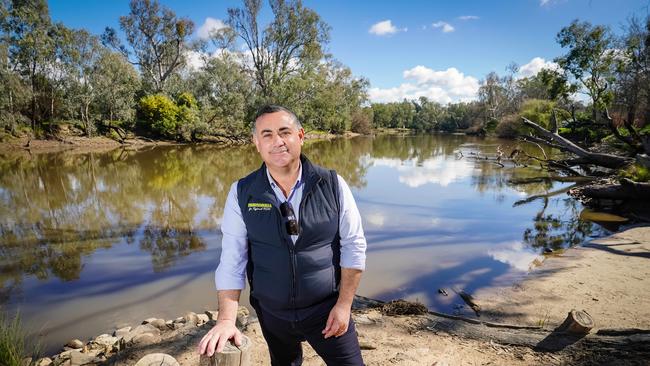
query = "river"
(0, 134, 606, 354)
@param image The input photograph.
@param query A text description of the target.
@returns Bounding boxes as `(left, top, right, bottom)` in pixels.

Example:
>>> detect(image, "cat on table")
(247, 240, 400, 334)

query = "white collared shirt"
(214, 164, 367, 290)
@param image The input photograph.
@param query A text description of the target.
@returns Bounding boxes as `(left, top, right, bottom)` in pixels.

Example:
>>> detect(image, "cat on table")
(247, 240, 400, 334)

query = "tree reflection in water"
(0, 135, 601, 306)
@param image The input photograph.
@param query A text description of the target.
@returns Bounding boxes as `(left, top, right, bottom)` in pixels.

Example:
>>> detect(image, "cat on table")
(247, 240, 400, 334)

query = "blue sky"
(49, 0, 649, 103)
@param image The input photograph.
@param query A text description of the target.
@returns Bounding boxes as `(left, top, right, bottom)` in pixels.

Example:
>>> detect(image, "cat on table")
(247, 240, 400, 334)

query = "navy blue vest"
(237, 155, 341, 316)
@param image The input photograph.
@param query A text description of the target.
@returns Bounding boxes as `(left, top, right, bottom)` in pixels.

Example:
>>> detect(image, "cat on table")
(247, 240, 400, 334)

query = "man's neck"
(268, 160, 301, 198)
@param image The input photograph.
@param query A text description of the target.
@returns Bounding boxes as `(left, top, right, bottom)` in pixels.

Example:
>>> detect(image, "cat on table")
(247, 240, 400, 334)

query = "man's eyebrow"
(260, 128, 273, 133)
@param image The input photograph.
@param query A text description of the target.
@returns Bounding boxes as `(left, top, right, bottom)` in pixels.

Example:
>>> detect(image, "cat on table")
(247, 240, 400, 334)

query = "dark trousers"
(253, 302, 365, 366)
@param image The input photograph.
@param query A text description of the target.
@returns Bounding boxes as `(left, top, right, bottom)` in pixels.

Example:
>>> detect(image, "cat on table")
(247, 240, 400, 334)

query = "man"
(197, 105, 367, 365)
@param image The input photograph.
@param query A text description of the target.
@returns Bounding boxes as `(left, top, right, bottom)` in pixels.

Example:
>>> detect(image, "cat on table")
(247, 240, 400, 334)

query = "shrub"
(138, 94, 179, 138)
(496, 114, 525, 138)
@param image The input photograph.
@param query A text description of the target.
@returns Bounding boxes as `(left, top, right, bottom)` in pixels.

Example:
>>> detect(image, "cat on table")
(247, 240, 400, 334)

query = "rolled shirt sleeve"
(337, 175, 367, 271)
(214, 182, 248, 290)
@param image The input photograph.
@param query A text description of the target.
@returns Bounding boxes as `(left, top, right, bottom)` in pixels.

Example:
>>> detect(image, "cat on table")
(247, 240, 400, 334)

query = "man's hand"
(197, 319, 242, 357)
(322, 302, 351, 338)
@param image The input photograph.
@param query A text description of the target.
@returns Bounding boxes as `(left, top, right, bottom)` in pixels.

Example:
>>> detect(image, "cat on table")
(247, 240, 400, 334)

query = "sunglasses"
(279, 202, 300, 236)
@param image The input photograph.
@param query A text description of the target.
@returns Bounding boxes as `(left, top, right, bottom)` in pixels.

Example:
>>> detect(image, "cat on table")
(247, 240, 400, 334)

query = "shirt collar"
(266, 163, 303, 191)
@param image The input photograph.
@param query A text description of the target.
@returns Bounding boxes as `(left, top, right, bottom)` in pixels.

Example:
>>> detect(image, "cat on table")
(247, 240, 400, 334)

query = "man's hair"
(253, 105, 302, 133)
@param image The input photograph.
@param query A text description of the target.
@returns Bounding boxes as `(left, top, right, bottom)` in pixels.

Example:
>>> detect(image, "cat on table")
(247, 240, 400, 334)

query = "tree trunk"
(521, 117, 633, 169)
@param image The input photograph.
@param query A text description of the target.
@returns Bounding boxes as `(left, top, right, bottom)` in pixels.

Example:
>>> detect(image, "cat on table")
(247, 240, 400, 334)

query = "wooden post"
(556, 309, 594, 334)
(199, 335, 251, 366)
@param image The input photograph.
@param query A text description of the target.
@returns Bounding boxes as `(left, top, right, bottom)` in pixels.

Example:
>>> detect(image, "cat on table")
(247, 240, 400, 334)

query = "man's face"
(253, 111, 305, 170)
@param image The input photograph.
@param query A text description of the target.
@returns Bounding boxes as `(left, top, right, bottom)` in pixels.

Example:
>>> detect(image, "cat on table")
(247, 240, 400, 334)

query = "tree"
(613, 15, 649, 130)
(103, 0, 195, 93)
(67, 29, 103, 135)
(3, 0, 54, 130)
(224, 0, 330, 99)
(555, 20, 616, 122)
(188, 53, 253, 136)
(412, 97, 443, 132)
(91, 51, 140, 125)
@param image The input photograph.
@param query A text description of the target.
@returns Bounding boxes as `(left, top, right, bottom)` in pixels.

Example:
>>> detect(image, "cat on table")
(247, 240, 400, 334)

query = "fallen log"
(521, 117, 633, 169)
(509, 176, 595, 184)
(576, 178, 650, 200)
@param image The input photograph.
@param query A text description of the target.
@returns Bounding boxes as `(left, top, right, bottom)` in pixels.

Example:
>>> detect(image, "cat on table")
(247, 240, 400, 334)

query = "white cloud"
(458, 15, 479, 20)
(540, 0, 551, 5)
(371, 156, 475, 188)
(488, 241, 541, 271)
(432, 21, 455, 33)
(517, 57, 559, 79)
(197, 17, 227, 39)
(369, 20, 406, 36)
(369, 66, 480, 104)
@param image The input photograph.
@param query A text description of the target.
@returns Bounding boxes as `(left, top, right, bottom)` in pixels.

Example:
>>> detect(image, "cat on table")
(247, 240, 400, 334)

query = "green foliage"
(176, 92, 197, 109)
(138, 94, 179, 137)
(0, 311, 40, 366)
(555, 20, 616, 116)
(619, 164, 650, 182)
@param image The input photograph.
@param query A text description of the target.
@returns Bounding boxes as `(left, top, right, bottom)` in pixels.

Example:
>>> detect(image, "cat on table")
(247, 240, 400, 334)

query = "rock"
(122, 324, 160, 344)
(69, 350, 96, 366)
(236, 306, 250, 328)
(353, 314, 375, 325)
(131, 333, 161, 347)
(148, 318, 167, 331)
(134, 353, 179, 366)
(196, 313, 209, 325)
(21, 357, 32, 366)
(183, 312, 198, 325)
(173, 317, 185, 324)
(165, 320, 174, 329)
(113, 326, 131, 338)
(91, 334, 119, 351)
(35, 357, 53, 366)
(204, 310, 218, 321)
(142, 317, 158, 324)
(359, 341, 376, 350)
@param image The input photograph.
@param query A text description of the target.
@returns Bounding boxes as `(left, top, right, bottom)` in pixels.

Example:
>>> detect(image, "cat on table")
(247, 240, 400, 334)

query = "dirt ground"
(97, 226, 650, 366)
(477, 225, 650, 331)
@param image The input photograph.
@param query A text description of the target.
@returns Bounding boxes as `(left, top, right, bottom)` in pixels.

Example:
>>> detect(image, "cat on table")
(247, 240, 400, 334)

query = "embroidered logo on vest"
(248, 202, 272, 211)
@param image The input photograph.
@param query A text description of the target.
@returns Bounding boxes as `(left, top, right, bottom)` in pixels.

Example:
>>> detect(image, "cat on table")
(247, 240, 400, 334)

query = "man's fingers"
(215, 332, 231, 354)
(233, 330, 243, 347)
(324, 319, 340, 339)
(322, 313, 334, 334)
(208, 332, 223, 357)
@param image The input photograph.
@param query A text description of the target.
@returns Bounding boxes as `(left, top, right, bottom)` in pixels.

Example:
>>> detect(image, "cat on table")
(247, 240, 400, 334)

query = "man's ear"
(298, 128, 305, 145)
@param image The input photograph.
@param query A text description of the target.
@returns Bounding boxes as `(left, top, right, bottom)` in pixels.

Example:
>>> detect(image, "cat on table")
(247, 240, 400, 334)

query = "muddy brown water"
(0, 134, 607, 354)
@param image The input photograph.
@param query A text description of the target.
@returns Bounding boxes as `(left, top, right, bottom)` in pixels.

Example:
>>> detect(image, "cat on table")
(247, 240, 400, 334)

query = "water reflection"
(0, 135, 605, 352)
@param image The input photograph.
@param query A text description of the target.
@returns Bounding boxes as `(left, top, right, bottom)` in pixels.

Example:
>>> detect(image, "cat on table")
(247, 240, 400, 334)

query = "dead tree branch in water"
(521, 117, 633, 169)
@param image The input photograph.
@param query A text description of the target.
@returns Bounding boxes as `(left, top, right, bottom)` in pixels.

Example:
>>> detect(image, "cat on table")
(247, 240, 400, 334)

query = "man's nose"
(272, 133, 285, 146)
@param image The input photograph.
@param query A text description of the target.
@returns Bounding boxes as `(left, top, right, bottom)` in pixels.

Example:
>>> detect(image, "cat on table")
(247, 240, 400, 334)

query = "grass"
(0, 311, 41, 366)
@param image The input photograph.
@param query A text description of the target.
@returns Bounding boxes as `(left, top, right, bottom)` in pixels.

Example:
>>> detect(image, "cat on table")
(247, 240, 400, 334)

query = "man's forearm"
(336, 268, 362, 308)
(216, 289, 242, 324)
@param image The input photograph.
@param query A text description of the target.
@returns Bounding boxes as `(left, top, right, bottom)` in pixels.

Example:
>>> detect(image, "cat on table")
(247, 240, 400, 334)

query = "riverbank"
(0, 131, 361, 154)
(30, 225, 649, 366)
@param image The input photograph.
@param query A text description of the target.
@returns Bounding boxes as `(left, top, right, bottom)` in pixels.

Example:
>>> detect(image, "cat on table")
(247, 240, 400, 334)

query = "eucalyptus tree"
(102, 0, 195, 93)
(555, 20, 616, 122)
(2, 0, 53, 129)
(223, 0, 330, 99)
(91, 51, 140, 126)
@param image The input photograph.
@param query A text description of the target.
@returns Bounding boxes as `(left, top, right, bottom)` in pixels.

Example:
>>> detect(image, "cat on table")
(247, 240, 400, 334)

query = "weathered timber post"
(199, 335, 251, 366)
(557, 309, 594, 334)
